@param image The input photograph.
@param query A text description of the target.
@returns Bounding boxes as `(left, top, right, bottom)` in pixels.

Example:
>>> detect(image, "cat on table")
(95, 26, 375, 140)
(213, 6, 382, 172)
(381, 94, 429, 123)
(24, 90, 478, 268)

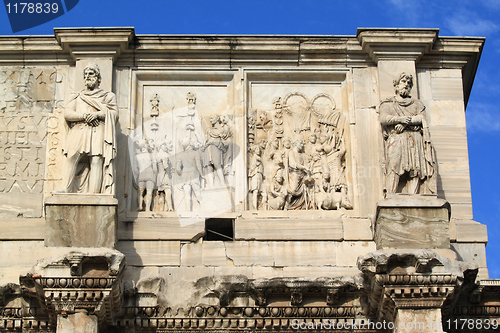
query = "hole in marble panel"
(204, 218, 234, 241)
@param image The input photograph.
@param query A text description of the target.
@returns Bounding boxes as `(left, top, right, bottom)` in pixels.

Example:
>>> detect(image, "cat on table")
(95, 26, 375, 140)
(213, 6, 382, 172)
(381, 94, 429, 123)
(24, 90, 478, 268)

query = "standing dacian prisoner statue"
(58, 63, 118, 194)
(379, 73, 436, 194)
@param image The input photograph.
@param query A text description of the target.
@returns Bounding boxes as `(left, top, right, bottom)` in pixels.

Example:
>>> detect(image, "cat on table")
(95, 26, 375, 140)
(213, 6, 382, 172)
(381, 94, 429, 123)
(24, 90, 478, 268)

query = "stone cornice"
(356, 28, 439, 63)
(54, 27, 135, 61)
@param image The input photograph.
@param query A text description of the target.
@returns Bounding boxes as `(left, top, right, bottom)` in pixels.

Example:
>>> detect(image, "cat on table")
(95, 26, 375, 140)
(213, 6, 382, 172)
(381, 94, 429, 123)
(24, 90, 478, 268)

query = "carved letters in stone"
(0, 67, 62, 217)
(247, 92, 351, 210)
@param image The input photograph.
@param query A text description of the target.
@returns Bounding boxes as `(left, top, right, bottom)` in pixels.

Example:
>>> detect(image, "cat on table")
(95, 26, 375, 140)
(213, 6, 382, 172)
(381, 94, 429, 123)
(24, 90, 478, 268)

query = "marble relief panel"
(248, 83, 352, 211)
(128, 79, 242, 218)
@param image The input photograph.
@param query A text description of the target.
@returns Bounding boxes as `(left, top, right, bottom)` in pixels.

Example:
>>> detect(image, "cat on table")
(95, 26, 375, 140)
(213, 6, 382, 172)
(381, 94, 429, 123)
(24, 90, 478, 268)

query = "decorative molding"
(54, 27, 135, 61)
(356, 28, 438, 63)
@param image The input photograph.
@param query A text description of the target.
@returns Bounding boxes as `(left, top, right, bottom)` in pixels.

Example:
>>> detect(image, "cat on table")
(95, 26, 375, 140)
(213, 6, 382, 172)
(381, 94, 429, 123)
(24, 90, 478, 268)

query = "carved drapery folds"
(379, 73, 436, 195)
(248, 92, 352, 210)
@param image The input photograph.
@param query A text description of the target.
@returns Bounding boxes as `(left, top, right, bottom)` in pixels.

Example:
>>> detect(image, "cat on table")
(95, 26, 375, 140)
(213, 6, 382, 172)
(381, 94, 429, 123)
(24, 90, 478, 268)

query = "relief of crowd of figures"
(247, 92, 352, 210)
(131, 90, 352, 213)
(132, 92, 235, 213)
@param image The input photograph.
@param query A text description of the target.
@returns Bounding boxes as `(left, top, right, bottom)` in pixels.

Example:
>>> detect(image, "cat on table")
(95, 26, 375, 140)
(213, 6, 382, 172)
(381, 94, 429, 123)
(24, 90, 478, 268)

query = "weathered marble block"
(45, 194, 117, 248)
(375, 194, 450, 250)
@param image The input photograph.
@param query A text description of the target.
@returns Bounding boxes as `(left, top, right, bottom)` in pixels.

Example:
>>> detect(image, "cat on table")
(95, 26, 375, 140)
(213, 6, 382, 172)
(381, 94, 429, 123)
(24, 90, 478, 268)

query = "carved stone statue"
(379, 73, 436, 194)
(58, 63, 118, 194)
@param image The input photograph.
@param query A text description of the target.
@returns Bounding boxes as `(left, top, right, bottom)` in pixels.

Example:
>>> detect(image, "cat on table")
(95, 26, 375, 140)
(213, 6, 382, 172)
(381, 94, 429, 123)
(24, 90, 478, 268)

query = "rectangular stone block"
(272, 241, 337, 267)
(117, 241, 180, 266)
(0, 241, 63, 285)
(252, 267, 284, 279)
(343, 218, 373, 241)
(235, 219, 343, 240)
(118, 218, 205, 241)
(225, 241, 274, 266)
(427, 100, 466, 127)
(225, 241, 337, 267)
(430, 126, 469, 164)
(214, 266, 253, 276)
(45, 194, 117, 248)
(451, 242, 487, 268)
(0, 218, 44, 240)
(375, 195, 450, 250)
(431, 77, 463, 100)
(201, 241, 229, 266)
(336, 241, 377, 267)
(281, 266, 360, 278)
(180, 242, 203, 266)
(455, 221, 488, 243)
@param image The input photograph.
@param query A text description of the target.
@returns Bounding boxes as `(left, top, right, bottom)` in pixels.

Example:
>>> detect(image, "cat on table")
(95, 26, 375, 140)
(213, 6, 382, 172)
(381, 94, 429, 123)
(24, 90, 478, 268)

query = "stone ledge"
(45, 194, 118, 206)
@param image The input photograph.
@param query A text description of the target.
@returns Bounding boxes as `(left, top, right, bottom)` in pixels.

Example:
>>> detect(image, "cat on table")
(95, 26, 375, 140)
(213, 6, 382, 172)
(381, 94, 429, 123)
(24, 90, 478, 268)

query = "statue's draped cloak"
(63, 88, 118, 194)
(379, 97, 435, 183)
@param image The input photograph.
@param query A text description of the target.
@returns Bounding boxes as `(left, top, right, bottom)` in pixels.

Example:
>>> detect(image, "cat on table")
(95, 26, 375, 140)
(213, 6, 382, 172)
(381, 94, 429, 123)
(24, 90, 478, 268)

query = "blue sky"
(0, 0, 499, 278)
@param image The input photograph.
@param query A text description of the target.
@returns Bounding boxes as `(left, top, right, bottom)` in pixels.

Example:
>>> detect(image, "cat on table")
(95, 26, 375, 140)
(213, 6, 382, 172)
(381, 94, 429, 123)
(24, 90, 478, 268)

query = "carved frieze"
(247, 91, 351, 211)
(130, 88, 238, 216)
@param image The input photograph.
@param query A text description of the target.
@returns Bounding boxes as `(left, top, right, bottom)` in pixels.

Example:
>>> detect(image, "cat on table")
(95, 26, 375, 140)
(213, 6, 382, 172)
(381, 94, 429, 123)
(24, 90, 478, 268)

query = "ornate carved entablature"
(19, 250, 125, 329)
(357, 250, 476, 322)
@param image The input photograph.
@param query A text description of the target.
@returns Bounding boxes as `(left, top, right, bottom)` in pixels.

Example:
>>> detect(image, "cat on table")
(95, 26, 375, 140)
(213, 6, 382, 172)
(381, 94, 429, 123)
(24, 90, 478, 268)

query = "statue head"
(393, 73, 413, 98)
(308, 133, 317, 144)
(274, 169, 284, 184)
(283, 138, 292, 149)
(252, 145, 261, 156)
(270, 139, 279, 150)
(83, 63, 101, 90)
(210, 115, 220, 126)
(186, 92, 196, 105)
(293, 139, 305, 152)
(319, 134, 329, 145)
